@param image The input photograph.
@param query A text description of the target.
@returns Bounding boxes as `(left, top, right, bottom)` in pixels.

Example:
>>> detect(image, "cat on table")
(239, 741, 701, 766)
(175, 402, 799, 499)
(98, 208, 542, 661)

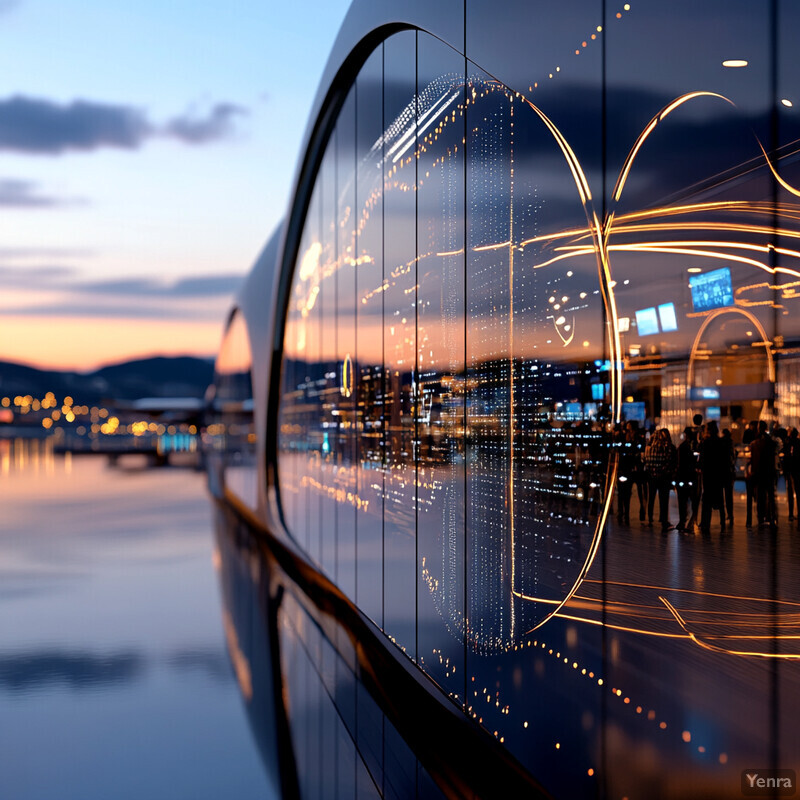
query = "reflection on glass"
(355, 46, 385, 626)
(209, 310, 256, 509)
(382, 30, 418, 659)
(273, 7, 800, 795)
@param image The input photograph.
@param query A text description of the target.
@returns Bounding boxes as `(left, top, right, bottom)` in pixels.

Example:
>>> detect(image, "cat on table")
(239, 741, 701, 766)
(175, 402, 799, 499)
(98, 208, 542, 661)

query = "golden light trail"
(341, 353, 354, 397)
(757, 138, 800, 198)
(585, 578, 800, 607)
(660, 597, 800, 660)
(687, 307, 775, 387)
(612, 92, 736, 203)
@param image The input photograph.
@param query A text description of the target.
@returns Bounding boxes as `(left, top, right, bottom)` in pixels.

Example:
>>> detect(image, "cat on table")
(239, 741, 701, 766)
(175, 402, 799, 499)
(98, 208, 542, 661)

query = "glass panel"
(605, 2, 774, 796)
(336, 85, 358, 602)
(306, 185, 323, 566)
(355, 46, 385, 625)
(415, 32, 466, 705)
(279, 224, 306, 542)
(777, 0, 800, 772)
(382, 29, 419, 660)
(464, 32, 609, 790)
(320, 138, 340, 580)
(211, 309, 256, 509)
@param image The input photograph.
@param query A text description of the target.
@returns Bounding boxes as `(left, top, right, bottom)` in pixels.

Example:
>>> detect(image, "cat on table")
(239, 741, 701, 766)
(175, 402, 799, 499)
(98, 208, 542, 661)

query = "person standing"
(721, 428, 736, 526)
(676, 427, 699, 533)
(786, 427, 800, 527)
(699, 420, 727, 533)
(615, 423, 637, 525)
(750, 420, 777, 528)
(644, 428, 677, 531)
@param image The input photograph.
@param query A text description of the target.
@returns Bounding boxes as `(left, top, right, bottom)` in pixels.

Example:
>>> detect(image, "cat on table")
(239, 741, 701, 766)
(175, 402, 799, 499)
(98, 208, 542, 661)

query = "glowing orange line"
(613, 116, 658, 202)
(525, 613, 688, 639)
(613, 92, 735, 203)
(585, 579, 800, 608)
(474, 240, 511, 252)
(607, 243, 800, 278)
(659, 597, 800, 659)
(687, 307, 775, 384)
(757, 138, 800, 198)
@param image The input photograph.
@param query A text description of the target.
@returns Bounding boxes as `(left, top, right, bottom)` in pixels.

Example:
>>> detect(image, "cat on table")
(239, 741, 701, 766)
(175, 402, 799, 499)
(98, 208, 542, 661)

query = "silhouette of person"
(721, 428, 736, 525)
(676, 426, 699, 533)
(699, 420, 727, 533)
(785, 427, 800, 525)
(750, 420, 777, 528)
(644, 428, 677, 531)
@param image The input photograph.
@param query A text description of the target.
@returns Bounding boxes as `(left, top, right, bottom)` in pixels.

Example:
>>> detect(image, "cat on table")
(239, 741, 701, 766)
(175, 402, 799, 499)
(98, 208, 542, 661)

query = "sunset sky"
(0, 0, 351, 371)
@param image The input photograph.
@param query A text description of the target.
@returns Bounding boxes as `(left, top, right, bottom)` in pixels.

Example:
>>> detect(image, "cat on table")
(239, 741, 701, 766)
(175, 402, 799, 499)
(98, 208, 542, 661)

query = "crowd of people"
(614, 414, 800, 534)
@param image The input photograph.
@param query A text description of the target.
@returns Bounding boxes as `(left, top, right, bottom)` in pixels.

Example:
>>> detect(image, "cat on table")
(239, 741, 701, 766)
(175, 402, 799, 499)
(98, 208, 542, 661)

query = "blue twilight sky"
(0, 0, 352, 369)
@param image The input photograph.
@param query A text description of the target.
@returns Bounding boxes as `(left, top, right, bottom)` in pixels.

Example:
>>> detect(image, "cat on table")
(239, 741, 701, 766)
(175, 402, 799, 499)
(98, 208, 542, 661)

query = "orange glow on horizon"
(1, 315, 222, 372)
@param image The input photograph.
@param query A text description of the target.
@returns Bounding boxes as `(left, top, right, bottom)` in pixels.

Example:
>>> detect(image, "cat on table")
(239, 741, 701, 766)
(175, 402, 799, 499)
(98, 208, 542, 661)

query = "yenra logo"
(741, 769, 796, 796)
(746, 774, 792, 789)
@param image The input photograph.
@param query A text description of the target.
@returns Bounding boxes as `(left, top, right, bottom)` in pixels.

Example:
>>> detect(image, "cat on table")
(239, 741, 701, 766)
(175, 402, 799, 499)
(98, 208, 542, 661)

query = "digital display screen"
(658, 302, 678, 332)
(635, 307, 659, 336)
(689, 267, 734, 312)
(622, 401, 646, 423)
(707, 406, 721, 420)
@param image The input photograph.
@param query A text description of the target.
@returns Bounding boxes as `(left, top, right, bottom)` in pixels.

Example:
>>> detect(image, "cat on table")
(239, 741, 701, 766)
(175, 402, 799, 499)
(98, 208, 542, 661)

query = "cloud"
(0, 264, 75, 284)
(0, 246, 94, 259)
(6, 301, 219, 320)
(0, 95, 247, 155)
(0, 96, 151, 154)
(74, 273, 245, 297)
(0, 269, 242, 320)
(165, 103, 246, 144)
(0, 178, 83, 207)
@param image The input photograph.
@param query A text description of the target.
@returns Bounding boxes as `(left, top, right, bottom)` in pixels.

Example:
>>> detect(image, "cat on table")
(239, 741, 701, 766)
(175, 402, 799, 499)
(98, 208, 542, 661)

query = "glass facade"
(267, 6, 800, 798)
(208, 309, 257, 509)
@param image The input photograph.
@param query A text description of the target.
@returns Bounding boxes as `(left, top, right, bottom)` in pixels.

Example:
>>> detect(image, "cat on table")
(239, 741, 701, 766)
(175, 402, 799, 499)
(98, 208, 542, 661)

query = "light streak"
(687, 307, 775, 386)
(613, 92, 735, 203)
(660, 597, 800, 660)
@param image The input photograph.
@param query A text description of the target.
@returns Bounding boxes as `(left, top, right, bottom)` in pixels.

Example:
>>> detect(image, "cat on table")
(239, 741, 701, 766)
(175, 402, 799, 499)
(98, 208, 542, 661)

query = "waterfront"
(0, 442, 274, 800)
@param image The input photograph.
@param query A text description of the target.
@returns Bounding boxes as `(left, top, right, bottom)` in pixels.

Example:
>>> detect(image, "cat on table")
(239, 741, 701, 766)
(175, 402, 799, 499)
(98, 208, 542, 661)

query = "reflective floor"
(0, 443, 272, 800)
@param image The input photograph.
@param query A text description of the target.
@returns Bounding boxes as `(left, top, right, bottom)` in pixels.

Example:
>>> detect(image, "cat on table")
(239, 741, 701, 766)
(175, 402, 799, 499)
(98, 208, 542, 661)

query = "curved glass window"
(276, 9, 800, 796)
(209, 309, 256, 509)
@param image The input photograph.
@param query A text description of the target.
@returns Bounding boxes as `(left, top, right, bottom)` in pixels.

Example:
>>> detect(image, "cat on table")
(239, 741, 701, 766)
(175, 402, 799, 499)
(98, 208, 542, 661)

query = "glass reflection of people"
(721, 428, 736, 526)
(629, 421, 648, 521)
(742, 420, 758, 446)
(785, 428, 800, 525)
(676, 427, 699, 533)
(644, 428, 677, 532)
(699, 420, 727, 534)
(616, 422, 638, 525)
(749, 420, 777, 529)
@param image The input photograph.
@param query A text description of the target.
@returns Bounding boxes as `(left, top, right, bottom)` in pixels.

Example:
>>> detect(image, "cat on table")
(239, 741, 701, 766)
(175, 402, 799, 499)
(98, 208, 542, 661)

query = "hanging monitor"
(689, 267, 734, 312)
(658, 302, 678, 332)
(635, 306, 659, 336)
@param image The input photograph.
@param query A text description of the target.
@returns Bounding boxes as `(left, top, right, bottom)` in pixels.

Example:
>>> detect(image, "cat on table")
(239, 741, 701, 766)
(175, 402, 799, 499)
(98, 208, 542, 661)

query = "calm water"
(0, 442, 274, 800)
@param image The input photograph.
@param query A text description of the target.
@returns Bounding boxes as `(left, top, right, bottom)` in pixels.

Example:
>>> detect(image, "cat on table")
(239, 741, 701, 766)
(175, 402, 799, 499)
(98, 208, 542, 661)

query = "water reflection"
(0, 444, 271, 800)
(0, 650, 144, 692)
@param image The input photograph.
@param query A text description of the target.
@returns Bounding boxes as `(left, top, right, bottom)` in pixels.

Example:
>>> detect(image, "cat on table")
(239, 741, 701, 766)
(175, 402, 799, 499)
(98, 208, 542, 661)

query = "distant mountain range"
(0, 356, 215, 404)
